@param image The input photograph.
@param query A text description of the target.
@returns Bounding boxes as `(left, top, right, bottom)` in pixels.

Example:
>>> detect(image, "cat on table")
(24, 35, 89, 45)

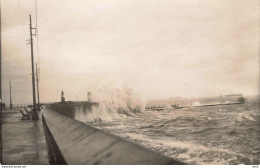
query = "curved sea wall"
(42, 105, 184, 165)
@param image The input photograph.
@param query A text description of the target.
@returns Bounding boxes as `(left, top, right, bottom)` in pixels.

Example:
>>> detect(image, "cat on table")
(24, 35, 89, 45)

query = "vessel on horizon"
(225, 93, 243, 97)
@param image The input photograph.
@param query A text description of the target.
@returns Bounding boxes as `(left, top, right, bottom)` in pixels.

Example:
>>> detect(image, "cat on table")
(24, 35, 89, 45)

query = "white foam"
(192, 101, 201, 106)
(109, 132, 244, 165)
(236, 113, 255, 121)
(75, 83, 145, 122)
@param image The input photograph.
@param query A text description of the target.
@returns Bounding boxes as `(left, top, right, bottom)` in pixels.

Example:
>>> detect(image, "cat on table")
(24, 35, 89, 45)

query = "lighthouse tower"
(61, 91, 65, 103)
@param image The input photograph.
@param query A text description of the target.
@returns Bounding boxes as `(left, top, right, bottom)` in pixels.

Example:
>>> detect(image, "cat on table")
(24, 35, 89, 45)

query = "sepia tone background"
(1, 0, 259, 105)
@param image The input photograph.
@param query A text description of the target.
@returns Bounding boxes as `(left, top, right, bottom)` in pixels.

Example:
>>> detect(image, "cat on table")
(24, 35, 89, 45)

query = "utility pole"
(0, 3, 2, 164)
(9, 81, 12, 109)
(29, 15, 39, 120)
(36, 63, 40, 111)
(0, 1, 2, 112)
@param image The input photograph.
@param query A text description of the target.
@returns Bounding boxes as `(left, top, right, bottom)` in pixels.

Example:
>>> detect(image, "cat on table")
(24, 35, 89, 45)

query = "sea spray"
(76, 83, 146, 122)
(192, 101, 201, 106)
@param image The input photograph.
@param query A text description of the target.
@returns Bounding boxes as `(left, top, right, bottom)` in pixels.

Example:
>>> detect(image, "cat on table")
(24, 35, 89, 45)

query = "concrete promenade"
(1, 108, 50, 164)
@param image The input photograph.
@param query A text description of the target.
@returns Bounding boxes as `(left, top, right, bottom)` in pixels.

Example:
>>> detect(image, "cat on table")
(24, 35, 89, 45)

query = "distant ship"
(225, 93, 243, 97)
(168, 97, 181, 99)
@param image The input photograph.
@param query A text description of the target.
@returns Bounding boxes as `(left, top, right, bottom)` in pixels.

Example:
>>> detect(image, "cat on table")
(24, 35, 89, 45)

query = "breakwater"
(49, 102, 98, 118)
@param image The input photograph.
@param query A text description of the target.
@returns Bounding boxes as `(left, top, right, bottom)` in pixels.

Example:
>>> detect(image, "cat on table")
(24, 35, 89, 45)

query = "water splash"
(236, 113, 255, 121)
(192, 101, 201, 106)
(82, 83, 145, 122)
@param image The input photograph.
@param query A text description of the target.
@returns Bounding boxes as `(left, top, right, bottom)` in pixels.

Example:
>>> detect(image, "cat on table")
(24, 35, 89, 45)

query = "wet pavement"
(2, 108, 51, 165)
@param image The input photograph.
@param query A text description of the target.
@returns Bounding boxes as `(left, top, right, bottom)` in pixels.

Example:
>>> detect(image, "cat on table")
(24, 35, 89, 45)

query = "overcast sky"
(1, 0, 259, 105)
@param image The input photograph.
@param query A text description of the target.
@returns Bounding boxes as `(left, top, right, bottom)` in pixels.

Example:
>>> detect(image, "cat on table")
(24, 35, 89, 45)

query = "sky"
(1, 0, 259, 105)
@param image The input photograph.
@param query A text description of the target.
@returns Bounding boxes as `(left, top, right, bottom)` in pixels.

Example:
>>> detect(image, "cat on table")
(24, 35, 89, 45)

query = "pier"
(1, 108, 50, 164)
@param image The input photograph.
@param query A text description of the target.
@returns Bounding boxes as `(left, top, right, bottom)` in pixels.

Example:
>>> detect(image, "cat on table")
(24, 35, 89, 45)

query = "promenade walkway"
(1, 108, 51, 164)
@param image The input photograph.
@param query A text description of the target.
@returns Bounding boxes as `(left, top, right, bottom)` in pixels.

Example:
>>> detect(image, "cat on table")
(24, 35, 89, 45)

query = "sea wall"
(42, 105, 184, 165)
(49, 102, 96, 119)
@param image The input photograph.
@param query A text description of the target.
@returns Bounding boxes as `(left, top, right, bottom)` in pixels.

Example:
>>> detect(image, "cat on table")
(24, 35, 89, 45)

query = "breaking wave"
(192, 101, 201, 106)
(76, 83, 145, 122)
(235, 113, 255, 122)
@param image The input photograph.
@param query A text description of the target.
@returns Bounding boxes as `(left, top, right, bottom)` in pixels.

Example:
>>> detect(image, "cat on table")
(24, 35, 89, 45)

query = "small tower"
(87, 92, 92, 102)
(61, 91, 65, 103)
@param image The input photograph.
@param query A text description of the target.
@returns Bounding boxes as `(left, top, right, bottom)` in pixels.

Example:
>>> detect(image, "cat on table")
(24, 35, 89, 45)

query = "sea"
(74, 95, 260, 165)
